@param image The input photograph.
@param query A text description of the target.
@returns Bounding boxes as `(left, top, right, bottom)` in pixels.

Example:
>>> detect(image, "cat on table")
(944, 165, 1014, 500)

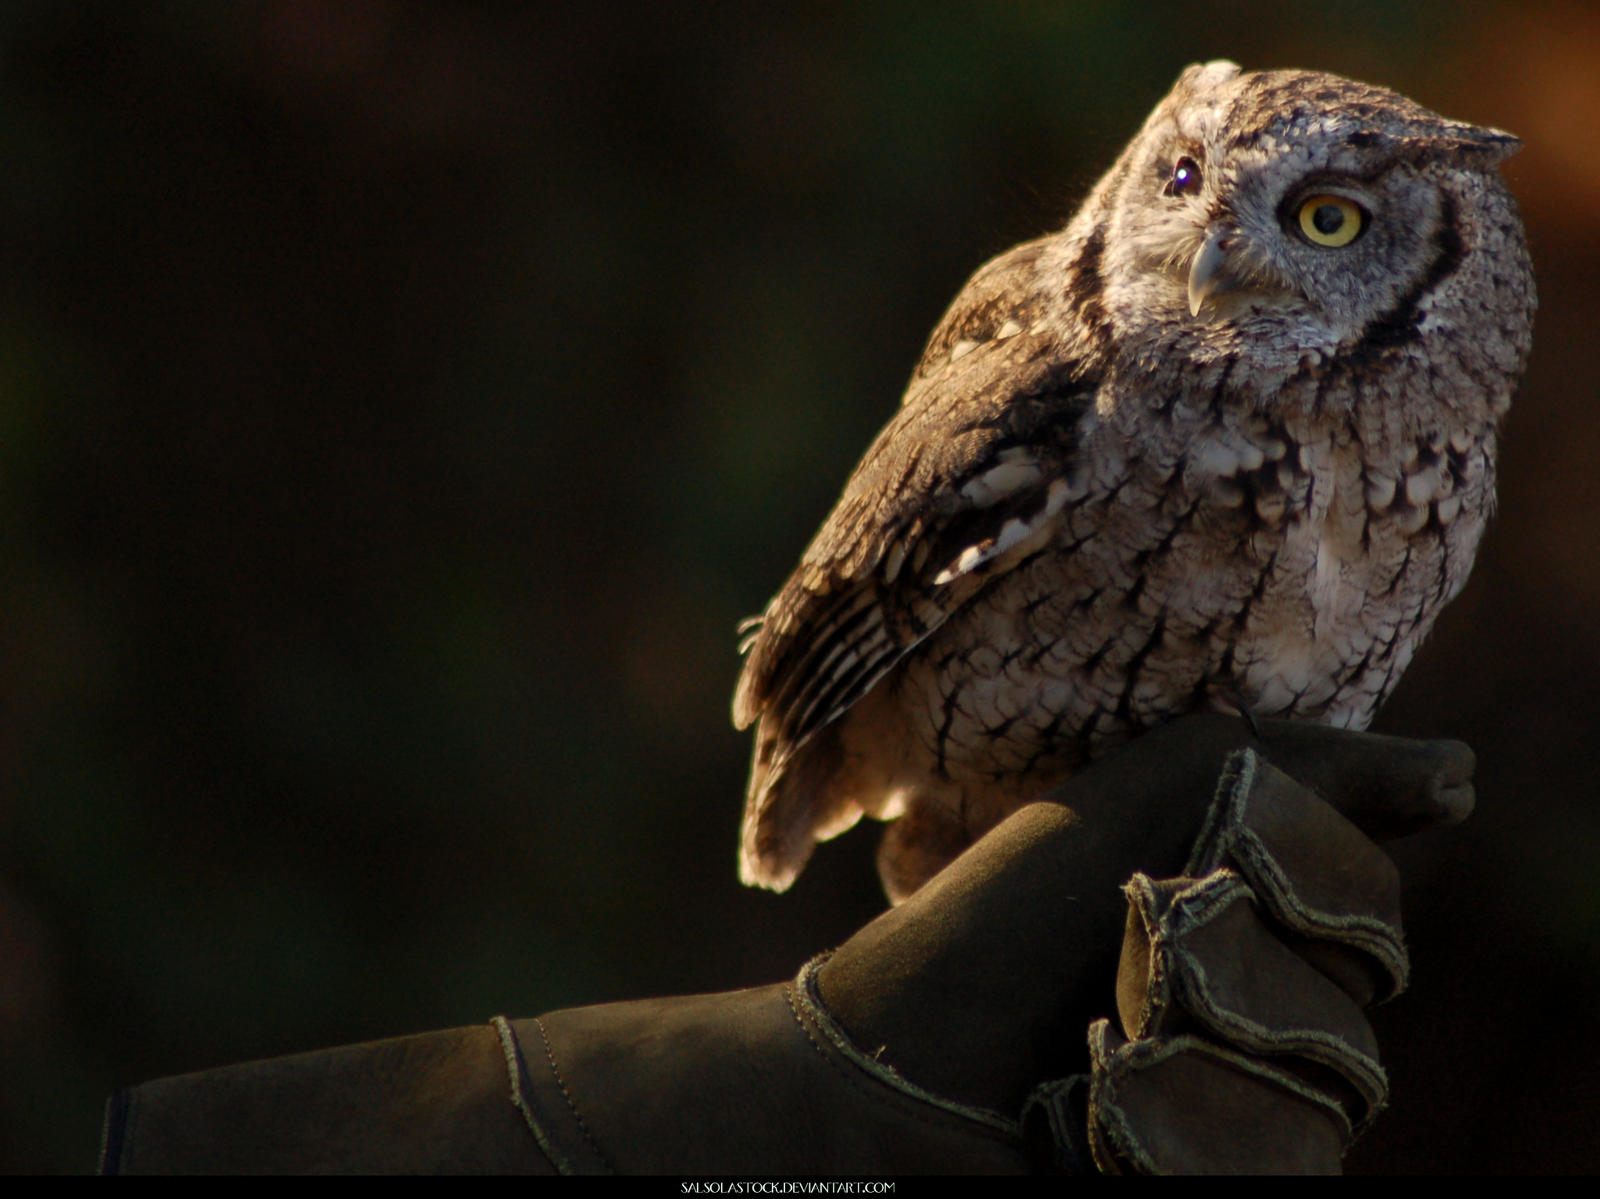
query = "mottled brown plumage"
(733, 62, 1535, 901)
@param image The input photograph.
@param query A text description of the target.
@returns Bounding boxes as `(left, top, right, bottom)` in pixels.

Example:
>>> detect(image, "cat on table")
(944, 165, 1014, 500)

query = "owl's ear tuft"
(1177, 59, 1242, 93)
(1361, 122, 1523, 170)
(1438, 124, 1523, 166)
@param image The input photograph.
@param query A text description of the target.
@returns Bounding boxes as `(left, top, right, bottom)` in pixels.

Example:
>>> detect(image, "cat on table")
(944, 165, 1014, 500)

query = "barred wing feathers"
(732, 239, 1101, 887)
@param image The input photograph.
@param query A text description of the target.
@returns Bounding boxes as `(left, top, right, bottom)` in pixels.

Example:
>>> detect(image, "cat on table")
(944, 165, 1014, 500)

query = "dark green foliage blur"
(1, 0, 1596, 1173)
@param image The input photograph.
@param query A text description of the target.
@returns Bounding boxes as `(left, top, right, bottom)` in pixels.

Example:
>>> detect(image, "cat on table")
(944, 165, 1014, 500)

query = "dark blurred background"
(1, 0, 1596, 1174)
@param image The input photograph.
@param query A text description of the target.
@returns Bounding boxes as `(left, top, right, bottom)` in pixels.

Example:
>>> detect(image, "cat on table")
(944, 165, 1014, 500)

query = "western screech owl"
(733, 61, 1535, 901)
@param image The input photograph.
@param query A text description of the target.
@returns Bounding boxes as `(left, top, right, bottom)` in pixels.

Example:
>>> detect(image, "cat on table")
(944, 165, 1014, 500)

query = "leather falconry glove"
(1059, 748, 1421, 1174)
(100, 714, 1471, 1175)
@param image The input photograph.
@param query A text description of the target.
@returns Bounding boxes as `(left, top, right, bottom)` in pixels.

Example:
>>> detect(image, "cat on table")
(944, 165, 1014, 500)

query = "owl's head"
(1088, 61, 1533, 379)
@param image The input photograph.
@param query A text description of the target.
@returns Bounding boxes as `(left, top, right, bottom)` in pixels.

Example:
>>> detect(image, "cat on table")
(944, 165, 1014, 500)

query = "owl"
(732, 61, 1535, 902)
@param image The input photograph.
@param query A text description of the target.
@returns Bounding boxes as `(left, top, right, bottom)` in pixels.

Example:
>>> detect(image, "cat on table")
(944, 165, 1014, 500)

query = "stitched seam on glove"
(492, 1016, 581, 1175)
(787, 955, 1023, 1140)
(1130, 875, 1390, 1117)
(1182, 749, 1409, 998)
(1020, 1075, 1095, 1174)
(1097, 1029, 1357, 1123)
(1087, 1020, 1355, 1173)
(528, 1015, 616, 1173)
(1183, 749, 1257, 877)
(1164, 943, 1389, 1123)
(103, 1087, 139, 1174)
(1226, 827, 1410, 991)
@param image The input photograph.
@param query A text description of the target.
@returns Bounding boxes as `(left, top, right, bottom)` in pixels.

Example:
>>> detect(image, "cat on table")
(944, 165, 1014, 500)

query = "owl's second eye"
(1295, 195, 1365, 247)
(1165, 157, 1202, 197)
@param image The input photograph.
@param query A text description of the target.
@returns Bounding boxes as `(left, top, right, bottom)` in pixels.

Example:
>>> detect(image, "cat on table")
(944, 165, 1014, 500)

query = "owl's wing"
(732, 344, 1094, 743)
(733, 238, 1102, 884)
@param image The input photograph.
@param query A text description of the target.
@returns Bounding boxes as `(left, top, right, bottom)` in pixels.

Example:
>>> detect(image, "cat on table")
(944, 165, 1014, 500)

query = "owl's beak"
(1187, 228, 1247, 317)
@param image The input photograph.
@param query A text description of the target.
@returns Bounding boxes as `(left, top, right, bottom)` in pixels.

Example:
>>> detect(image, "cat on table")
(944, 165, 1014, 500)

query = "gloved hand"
(804, 715, 1469, 1174)
(101, 715, 1472, 1174)
(1064, 750, 1421, 1173)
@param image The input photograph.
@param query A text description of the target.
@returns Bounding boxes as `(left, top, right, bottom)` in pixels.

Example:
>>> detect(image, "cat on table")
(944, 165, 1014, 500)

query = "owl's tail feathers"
(738, 722, 864, 892)
(874, 803, 974, 905)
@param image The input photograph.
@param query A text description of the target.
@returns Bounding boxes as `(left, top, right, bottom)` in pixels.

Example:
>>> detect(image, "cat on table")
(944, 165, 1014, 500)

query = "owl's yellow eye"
(1296, 195, 1364, 247)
